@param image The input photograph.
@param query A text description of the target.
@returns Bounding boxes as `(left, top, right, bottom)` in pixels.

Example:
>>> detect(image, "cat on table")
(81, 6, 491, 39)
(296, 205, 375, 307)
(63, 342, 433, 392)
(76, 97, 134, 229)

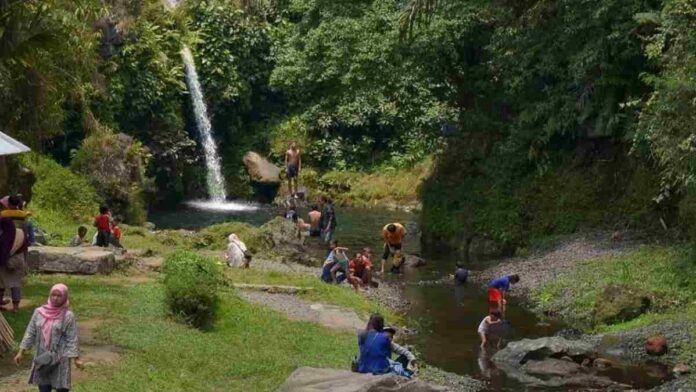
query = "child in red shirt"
(93, 206, 111, 247)
(349, 247, 374, 292)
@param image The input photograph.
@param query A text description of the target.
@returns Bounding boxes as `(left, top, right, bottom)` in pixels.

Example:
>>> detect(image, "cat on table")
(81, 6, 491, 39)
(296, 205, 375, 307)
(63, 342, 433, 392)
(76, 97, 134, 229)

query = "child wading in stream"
(478, 310, 504, 348)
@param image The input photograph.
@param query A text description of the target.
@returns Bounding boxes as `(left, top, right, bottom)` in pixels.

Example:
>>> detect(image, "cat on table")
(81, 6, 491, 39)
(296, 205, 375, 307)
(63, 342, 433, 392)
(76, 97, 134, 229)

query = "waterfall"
(181, 46, 228, 202)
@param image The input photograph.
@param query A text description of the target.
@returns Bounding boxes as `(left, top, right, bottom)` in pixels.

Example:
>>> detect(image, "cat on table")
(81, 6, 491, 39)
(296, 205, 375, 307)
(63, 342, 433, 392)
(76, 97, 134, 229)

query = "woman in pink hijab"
(15, 284, 83, 392)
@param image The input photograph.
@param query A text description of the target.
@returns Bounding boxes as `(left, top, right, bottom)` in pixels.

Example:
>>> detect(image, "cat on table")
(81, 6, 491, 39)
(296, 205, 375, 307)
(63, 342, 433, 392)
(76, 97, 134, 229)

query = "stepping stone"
(26, 246, 115, 275)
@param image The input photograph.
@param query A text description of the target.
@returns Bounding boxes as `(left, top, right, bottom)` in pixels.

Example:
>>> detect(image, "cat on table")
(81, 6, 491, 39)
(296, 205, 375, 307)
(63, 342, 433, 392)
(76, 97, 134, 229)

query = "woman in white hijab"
(225, 234, 251, 268)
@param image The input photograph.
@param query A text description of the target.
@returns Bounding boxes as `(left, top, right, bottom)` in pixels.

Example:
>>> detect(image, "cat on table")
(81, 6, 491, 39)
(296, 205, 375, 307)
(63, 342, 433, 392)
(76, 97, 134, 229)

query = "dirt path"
(0, 318, 123, 392)
(240, 291, 366, 331)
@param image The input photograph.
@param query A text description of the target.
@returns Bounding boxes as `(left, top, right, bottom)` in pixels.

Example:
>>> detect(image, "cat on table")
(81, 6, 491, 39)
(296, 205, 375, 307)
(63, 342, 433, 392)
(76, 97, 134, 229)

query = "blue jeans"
(25, 220, 35, 244)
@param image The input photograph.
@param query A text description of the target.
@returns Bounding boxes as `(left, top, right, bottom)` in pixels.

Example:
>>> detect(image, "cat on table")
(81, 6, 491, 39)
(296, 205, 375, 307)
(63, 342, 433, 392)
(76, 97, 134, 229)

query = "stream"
(151, 203, 671, 391)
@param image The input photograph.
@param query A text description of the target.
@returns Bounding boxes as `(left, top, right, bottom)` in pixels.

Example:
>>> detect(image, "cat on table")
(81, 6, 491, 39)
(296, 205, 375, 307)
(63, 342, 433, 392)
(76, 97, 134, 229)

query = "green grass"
(532, 245, 694, 330)
(318, 158, 431, 207)
(4, 274, 359, 392)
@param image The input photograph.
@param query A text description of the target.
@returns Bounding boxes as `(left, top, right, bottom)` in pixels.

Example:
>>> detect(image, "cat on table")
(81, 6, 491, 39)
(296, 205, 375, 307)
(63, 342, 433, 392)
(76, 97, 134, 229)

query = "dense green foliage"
(18, 153, 100, 242)
(2, 0, 695, 248)
(163, 251, 222, 330)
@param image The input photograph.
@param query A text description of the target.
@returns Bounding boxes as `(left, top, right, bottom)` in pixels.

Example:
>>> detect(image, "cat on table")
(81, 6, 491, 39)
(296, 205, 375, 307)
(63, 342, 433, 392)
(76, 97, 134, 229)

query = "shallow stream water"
(150, 203, 670, 391)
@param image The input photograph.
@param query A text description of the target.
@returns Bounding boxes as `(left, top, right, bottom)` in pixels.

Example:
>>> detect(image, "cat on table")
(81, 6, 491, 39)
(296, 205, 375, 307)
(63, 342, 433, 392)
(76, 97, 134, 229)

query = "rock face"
(278, 367, 448, 392)
(492, 337, 621, 389)
(260, 218, 320, 267)
(594, 284, 651, 324)
(646, 335, 668, 356)
(27, 246, 115, 275)
(243, 152, 281, 184)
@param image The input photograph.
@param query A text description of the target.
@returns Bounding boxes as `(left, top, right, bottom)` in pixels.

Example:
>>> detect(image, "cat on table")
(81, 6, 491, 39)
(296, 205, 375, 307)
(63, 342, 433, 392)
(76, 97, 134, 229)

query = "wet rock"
(490, 337, 627, 389)
(593, 358, 612, 369)
(26, 246, 115, 274)
(243, 152, 281, 184)
(646, 335, 668, 356)
(594, 284, 651, 324)
(523, 358, 583, 376)
(404, 254, 426, 268)
(672, 363, 690, 375)
(144, 222, 156, 231)
(492, 336, 596, 366)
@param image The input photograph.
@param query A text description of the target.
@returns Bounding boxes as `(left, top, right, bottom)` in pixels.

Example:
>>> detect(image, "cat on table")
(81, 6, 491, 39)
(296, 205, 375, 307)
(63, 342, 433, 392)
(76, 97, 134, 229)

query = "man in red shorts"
(487, 274, 520, 309)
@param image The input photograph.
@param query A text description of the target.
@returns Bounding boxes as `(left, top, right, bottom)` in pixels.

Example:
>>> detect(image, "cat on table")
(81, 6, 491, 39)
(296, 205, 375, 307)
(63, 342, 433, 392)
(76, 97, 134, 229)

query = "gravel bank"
(474, 231, 642, 301)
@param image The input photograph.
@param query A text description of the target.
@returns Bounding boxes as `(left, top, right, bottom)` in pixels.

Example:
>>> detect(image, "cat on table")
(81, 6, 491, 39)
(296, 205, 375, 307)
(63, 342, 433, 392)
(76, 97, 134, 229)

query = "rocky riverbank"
(470, 230, 695, 392)
(472, 230, 644, 302)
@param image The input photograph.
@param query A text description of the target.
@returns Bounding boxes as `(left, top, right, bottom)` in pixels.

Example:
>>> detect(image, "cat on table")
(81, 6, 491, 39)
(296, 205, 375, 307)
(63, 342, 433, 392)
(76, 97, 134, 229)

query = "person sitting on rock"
(384, 326, 417, 373)
(478, 310, 504, 348)
(69, 226, 88, 247)
(380, 223, 406, 275)
(109, 217, 124, 249)
(487, 274, 519, 309)
(321, 240, 348, 283)
(225, 234, 252, 268)
(348, 248, 373, 292)
(356, 314, 413, 378)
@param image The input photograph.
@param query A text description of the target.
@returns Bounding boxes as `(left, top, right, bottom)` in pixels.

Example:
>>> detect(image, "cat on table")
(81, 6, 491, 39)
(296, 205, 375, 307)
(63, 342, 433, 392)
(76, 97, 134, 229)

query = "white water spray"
(181, 46, 228, 202)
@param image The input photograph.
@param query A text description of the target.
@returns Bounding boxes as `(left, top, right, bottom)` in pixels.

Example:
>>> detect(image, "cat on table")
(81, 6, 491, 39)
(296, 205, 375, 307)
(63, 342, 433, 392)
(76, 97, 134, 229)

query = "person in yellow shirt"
(380, 223, 406, 275)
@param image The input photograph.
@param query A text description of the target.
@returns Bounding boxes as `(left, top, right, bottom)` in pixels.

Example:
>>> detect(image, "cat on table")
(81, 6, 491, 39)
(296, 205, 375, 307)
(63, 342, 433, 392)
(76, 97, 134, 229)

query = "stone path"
(240, 291, 365, 331)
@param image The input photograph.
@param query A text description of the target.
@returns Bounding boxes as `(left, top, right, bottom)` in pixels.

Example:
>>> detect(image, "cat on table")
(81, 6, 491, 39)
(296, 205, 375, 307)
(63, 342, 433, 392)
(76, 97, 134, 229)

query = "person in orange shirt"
(380, 223, 406, 275)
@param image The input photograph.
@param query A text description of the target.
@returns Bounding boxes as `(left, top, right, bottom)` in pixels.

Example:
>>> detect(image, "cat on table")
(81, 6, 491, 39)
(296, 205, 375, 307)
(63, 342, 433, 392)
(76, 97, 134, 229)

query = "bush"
(163, 251, 222, 330)
(17, 153, 101, 243)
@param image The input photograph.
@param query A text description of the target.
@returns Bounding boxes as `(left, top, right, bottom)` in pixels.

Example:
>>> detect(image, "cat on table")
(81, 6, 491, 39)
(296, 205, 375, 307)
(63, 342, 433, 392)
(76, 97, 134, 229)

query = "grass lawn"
(4, 273, 360, 392)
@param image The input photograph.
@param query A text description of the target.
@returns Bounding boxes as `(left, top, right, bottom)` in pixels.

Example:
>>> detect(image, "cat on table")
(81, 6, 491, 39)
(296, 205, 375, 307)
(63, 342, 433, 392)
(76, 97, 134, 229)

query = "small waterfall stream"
(181, 46, 227, 202)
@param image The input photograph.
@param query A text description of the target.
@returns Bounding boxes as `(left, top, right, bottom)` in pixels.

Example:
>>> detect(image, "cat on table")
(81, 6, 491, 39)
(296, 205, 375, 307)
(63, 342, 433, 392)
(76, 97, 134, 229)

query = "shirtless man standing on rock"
(285, 141, 301, 198)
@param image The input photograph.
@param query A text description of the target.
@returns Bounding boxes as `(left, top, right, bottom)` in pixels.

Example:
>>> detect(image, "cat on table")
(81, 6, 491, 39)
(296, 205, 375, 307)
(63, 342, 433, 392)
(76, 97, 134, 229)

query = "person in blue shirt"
(356, 314, 413, 378)
(487, 274, 519, 309)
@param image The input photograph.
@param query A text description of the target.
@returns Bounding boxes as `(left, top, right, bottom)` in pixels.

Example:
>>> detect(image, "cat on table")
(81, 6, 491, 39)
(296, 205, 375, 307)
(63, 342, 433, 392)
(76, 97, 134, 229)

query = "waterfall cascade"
(167, 0, 256, 211)
(181, 46, 227, 202)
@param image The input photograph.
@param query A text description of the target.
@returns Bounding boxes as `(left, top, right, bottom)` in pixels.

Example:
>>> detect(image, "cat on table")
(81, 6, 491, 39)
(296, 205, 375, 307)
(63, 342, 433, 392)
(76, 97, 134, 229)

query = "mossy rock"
(594, 284, 651, 325)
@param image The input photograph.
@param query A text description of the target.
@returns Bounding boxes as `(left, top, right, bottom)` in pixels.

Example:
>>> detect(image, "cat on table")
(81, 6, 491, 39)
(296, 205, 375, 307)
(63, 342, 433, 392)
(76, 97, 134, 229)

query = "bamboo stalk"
(0, 312, 15, 353)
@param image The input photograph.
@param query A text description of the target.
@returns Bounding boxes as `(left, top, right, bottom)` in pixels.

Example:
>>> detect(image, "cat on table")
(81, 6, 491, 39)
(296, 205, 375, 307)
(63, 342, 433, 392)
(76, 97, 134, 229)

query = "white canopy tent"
(0, 131, 30, 156)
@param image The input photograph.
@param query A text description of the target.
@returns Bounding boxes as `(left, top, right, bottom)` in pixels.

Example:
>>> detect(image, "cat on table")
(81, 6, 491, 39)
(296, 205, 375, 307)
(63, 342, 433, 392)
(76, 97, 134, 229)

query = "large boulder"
(278, 367, 448, 392)
(492, 337, 596, 366)
(260, 218, 320, 267)
(26, 246, 115, 274)
(491, 337, 622, 389)
(243, 152, 281, 185)
(594, 284, 651, 325)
